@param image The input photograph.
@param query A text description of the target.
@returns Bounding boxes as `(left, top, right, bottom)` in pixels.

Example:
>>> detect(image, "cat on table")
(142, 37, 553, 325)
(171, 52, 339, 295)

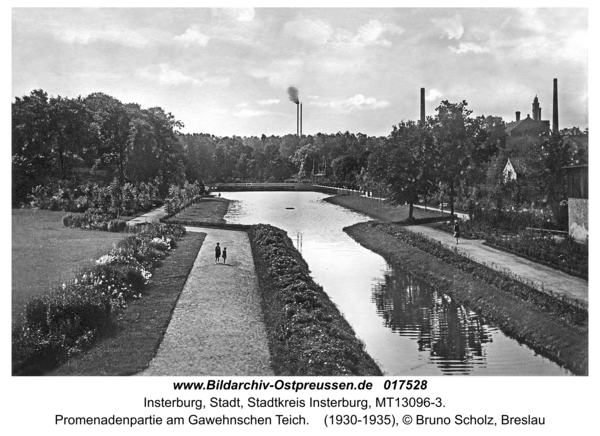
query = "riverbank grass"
(171, 197, 229, 223)
(324, 195, 444, 222)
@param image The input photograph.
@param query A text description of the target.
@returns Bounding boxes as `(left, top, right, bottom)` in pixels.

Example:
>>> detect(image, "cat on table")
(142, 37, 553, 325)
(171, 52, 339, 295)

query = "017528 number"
(383, 380, 427, 390)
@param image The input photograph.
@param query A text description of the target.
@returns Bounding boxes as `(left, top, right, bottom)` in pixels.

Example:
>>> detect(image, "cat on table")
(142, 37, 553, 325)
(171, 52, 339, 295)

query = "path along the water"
(131, 201, 586, 374)
(406, 224, 588, 307)
(139, 226, 273, 376)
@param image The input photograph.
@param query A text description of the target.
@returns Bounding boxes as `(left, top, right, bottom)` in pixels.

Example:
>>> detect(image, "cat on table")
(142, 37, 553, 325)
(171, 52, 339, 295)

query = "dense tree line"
(12, 89, 379, 206)
(368, 100, 586, 223)
(12, 90, 187, 205)
(13, 89, 587, 227)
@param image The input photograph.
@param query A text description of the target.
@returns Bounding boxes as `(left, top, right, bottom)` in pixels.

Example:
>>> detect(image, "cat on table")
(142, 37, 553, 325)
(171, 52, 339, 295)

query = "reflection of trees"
(371, 267, 493, 371)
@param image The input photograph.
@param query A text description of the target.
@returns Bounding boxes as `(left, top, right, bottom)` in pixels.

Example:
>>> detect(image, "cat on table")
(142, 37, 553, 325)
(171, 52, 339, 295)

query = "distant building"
(561, 127, 589, 155)
(502, 157, 527, 182)
(505, 95, 552, 153)
(565, 164, 588, 242)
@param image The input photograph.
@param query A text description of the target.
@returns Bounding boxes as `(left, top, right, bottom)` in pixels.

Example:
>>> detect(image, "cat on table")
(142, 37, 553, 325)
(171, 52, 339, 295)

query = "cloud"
(249, 59, 304, 87)
(174, 28, 210, 47)
(283, 18, 334, 45)
(137, 64, 229, 87)
(448, 42, 490, 54)
(234, 109, 270, 118)
(339, 20, 403, 47)
(55, 27, 150, 48)
(425, 89, 443, 102)
(257, 99, 280, 105)
(432, 14, 464, 39)
(211, 8, 255, 23)
(311, 94, 390, 112)
(284, 18, 403, 47)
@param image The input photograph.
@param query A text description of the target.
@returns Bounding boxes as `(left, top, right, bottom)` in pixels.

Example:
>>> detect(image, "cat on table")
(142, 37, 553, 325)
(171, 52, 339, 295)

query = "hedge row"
(163, 217, 251, 232)
(484, 233, 587, 279)
(63, 212, 128, 232)
(32, 179, 162, 217)
(248, 224, 382, 376)
(376, 223, 587, 327)
(12, 223, 186, 375)
(164, 181, 204, 215)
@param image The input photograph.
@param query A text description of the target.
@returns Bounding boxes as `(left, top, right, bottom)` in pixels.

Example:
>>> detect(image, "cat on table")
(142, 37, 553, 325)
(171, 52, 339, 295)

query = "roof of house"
(505, 116, 550, 136)
(504, 120, 526, 135)
(506, 157, 528, 173)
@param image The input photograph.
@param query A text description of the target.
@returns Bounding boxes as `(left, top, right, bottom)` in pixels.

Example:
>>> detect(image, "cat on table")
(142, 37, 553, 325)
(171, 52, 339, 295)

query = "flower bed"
(12, 223, 185, 375)
(437, 221, 587, 279)
(31, 179, 163, 216)
(248, 224, 382, 376)
(62, 212, 128, 232)
(484, 233, 587, 279)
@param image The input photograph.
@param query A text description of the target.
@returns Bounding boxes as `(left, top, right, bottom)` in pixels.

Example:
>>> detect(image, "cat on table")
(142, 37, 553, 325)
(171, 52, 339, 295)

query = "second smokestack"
(420, 88, 425, 123)
(553, 78, 559, 132)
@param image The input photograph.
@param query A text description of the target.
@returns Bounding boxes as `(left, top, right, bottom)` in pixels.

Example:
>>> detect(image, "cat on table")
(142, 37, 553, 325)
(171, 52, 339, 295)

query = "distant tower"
(532, 95, 540, 121)
(420, 88, 425, 123)
(553, 78, 559, 132)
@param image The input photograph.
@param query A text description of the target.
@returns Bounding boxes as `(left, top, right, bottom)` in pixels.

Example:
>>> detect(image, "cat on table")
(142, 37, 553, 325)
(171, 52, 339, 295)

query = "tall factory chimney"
(296, 104, 299, 136)
(420, 88, 425, 123)
(552, 78, 559, 132)
(300, 103, 303, 137)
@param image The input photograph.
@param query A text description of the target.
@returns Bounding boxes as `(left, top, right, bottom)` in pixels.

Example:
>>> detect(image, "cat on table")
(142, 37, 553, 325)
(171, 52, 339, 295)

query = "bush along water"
(248, 224, 382, 376)
(164, 181, 204, 215)
(12, 223, 186, 375)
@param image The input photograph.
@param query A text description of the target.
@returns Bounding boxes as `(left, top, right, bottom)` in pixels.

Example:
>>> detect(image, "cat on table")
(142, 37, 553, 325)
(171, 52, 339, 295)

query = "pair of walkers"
(214, 242, 227, 264)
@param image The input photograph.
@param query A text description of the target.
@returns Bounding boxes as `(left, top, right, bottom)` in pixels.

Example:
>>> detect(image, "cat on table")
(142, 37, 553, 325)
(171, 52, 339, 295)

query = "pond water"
(223, 191, 570, 376)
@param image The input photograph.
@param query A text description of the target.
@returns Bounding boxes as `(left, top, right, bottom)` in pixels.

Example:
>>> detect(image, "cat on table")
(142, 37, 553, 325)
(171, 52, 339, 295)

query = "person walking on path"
(215, 242, 221, 263)
(222, 247, 227, 264)
(453, 220, 460, 244)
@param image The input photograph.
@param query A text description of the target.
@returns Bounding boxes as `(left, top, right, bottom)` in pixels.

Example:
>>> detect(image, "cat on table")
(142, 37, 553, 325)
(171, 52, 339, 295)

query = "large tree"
(368, 119, 437, 219)
(432, 100, 485, 221)
(527, 132, 575, 219)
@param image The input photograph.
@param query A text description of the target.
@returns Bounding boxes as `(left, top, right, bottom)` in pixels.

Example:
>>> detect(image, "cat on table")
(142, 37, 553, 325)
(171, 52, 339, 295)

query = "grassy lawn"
(324, 195, 444, 222)
(12, 209, 125, 322)
(172, 197, 229, 223)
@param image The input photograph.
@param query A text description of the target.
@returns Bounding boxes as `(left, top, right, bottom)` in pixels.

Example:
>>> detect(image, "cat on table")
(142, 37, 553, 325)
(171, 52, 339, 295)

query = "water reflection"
(223, 191, 570, 376)
(373, 267, 498, 374)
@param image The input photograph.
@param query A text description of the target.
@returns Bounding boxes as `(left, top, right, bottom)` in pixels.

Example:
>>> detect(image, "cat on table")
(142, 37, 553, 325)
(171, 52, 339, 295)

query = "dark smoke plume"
(287, 86, 299, 104)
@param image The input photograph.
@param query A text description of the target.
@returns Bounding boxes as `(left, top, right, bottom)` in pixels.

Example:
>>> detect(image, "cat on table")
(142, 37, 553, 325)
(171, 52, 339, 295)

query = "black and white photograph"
(6, 3, 594, 433)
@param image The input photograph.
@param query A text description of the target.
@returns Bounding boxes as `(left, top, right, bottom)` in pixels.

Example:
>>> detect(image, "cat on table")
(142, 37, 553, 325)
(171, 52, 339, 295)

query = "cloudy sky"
(12, 7, 588, 137)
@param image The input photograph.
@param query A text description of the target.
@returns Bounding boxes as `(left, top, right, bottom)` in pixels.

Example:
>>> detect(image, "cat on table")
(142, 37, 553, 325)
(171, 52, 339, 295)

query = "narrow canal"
(223, 191, 569, 376)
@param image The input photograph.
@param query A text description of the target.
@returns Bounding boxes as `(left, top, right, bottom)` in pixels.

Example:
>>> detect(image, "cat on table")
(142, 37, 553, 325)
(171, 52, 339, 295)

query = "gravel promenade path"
(140, 227, 273, 376)
(408, 224, 588, 306)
